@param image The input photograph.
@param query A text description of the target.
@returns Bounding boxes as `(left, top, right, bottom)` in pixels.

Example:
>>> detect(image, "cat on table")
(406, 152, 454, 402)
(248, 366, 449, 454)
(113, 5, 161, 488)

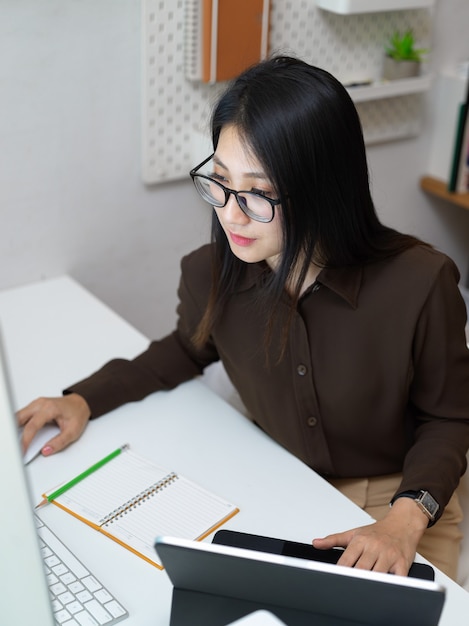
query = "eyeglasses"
(190, 154, 280, 223)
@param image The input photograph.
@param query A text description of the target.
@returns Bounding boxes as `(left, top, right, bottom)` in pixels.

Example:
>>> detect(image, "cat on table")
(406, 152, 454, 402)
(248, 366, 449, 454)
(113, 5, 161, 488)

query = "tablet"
(154, 535, 445, 626)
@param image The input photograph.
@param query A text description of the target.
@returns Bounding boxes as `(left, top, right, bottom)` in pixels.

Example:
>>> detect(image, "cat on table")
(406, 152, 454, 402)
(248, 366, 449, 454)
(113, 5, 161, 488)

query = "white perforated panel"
(142, 0, 433, 184)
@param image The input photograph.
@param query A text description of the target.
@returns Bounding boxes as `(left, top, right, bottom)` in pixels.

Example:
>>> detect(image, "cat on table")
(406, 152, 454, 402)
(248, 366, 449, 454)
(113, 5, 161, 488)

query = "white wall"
(1, 0, 468, 341)
(0, 0, 210, 339)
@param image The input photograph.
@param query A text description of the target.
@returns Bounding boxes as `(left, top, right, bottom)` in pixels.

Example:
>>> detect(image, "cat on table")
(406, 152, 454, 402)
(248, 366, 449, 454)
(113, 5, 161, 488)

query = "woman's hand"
(313, 497, 429, 576)
(17, 393, 91, 456)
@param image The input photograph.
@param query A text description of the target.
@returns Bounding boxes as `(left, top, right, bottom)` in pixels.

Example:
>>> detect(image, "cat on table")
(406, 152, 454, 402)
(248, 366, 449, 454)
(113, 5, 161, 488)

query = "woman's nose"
(223, 192, 250, 224)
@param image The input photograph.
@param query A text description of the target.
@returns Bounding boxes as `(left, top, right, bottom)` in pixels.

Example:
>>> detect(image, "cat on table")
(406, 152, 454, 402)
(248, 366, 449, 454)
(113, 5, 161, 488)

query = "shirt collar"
(238, 261, 270, 291)
(241, 262, 363, 309)
(316, 265, 363, 309)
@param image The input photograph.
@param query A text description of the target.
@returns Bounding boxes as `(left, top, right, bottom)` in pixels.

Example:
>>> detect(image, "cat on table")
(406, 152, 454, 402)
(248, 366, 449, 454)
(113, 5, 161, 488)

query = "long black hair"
(193, 56, 426, 351)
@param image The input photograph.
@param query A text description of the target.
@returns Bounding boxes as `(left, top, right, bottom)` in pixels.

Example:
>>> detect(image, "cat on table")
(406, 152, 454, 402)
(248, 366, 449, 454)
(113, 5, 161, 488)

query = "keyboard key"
(74, 610, 99, 625)
(67, 600, 84, 615)
(84, 599, 113, 624)
(105, 601, 127, 619)
(76, 590, 93, 604)
(53, 563, 69, 576)
(60, 571, 77, 585)
(45, 555, 61, 568)
(55, 609, 72, 623)
(58, 591, 75, 605)
(69, 580, 85, 594)
(94, 589, 112, 604)
(42, 546, 53, 558)
(82, 576, 102, 593)
(50, 581, 67, 596)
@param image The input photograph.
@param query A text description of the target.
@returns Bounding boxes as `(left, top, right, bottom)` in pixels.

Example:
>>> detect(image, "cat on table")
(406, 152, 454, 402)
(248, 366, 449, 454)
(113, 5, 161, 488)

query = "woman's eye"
(210, 171, 227, 184)
(252, 187, 273, 198)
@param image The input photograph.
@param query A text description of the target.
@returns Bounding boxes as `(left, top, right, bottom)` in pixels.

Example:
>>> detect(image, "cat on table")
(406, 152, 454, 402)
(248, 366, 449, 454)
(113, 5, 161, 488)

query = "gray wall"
(1, 0, 469, 340)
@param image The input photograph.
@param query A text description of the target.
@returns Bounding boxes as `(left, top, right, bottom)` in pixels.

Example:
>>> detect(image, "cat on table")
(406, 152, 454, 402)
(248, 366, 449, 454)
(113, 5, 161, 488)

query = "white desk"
(0, 276, 468, 625)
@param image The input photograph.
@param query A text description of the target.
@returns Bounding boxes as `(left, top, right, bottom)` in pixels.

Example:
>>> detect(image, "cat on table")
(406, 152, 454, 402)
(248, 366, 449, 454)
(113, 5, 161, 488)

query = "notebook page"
(102, 475, 238, 565)
(51, 450, 169, 524)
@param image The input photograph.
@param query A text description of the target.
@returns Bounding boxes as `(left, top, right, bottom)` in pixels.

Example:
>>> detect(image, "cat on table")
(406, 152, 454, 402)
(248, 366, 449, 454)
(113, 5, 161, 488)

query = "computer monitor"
(0, 337, 55, 624)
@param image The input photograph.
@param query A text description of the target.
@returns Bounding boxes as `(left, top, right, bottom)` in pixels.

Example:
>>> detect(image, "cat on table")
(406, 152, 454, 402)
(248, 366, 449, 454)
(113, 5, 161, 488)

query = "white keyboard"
(35, 515, 128, 625)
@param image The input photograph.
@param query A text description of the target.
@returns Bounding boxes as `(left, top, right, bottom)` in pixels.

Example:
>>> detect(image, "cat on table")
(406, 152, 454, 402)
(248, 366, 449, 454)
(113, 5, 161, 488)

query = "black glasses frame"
(190, 154, 280, 223)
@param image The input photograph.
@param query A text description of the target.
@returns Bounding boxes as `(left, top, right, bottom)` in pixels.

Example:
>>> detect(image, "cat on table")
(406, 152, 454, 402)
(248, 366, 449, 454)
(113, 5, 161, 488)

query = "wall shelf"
(315, 0, 435, 14)
(346, 74, 431, 103)
(420, 176, 469, 211)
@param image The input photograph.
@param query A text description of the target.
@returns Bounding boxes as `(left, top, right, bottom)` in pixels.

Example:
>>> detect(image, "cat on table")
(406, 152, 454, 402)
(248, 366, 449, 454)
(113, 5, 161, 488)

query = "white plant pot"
(382, 55, 421, 81)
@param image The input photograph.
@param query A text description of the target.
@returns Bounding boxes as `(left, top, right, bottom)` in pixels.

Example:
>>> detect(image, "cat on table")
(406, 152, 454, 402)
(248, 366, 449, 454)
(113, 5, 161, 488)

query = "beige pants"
(327, 473, 463, 581)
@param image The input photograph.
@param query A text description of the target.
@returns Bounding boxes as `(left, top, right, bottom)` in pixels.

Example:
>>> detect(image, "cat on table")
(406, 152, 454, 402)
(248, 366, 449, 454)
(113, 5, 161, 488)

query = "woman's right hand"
(17, 393, 91, 456)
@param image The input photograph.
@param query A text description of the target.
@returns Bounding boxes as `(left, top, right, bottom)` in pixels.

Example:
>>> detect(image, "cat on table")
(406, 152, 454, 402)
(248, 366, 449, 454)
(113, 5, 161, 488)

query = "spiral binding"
(99, 472, 179, 526)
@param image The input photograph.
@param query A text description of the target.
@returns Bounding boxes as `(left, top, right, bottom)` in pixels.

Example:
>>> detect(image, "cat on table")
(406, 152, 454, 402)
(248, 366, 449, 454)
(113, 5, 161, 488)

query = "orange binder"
(202, 0, 270, 83)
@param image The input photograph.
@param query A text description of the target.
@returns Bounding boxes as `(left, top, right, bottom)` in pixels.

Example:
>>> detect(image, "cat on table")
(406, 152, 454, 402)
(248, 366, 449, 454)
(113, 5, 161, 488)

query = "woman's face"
(213, 125, 283, 269)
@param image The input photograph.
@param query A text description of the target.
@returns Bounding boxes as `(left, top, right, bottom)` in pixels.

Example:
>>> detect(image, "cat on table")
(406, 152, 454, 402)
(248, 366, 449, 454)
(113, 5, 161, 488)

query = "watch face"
(418, 491, 439, 519)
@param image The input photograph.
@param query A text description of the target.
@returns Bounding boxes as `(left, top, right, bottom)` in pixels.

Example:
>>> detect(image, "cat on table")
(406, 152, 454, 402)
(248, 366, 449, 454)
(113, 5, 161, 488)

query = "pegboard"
(142, 0, 433, 184)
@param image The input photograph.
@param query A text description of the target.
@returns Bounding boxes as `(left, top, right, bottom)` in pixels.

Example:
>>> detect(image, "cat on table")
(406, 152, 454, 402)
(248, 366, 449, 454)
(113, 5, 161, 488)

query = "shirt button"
(307, 416, 318, 427)
(297, 364, 307, 376)
(312, 283, 321, 292)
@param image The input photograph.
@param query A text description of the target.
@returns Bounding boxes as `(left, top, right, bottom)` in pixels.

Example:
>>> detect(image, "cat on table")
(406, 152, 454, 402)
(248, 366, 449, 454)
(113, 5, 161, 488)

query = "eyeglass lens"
(193, 177, 274, 222)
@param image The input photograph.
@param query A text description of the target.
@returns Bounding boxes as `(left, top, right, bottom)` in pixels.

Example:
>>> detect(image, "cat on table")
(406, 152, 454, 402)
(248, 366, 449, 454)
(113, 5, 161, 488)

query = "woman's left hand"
(312, 497, 429, 576)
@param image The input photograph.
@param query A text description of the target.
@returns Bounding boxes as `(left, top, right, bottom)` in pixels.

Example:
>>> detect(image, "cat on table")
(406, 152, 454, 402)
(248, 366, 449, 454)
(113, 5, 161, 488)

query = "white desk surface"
(0, 276, 468, 625)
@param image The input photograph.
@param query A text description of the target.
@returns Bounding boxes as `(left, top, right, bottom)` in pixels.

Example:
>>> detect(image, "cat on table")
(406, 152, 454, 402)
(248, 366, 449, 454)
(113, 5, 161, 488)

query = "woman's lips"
(229, 232, 255, 247)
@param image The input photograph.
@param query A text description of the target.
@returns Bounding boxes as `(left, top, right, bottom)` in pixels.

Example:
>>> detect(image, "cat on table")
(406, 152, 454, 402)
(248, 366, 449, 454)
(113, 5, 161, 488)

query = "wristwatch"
(391, 490, 440, 526)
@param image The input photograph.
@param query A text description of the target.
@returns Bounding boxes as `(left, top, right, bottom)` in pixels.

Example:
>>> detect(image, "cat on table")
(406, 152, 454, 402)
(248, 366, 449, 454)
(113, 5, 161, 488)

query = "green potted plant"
(382, 29, 427, 80)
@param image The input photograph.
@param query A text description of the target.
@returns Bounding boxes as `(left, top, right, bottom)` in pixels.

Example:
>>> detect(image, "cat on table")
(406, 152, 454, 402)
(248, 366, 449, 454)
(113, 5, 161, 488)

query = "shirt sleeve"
(397, 255, 469, 516)
(65, 246, 219, 418)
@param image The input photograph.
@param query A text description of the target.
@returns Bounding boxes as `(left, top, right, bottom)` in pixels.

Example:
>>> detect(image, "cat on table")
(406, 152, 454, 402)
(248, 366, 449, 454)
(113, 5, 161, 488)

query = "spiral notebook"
(41, 447, 239, 569)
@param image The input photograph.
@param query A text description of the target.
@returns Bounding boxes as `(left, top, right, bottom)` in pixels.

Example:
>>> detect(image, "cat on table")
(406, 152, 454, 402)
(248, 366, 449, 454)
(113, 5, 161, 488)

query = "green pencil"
(35, 443, 129, 509)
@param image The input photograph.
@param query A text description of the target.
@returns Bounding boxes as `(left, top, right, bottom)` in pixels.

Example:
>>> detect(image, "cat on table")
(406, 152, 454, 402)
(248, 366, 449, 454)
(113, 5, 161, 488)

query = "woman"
(18, 57, 469, 580)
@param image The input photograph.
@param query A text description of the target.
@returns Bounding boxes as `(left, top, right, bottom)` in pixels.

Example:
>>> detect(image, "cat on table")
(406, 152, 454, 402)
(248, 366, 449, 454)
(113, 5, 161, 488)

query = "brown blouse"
(67, 243, 469, 520)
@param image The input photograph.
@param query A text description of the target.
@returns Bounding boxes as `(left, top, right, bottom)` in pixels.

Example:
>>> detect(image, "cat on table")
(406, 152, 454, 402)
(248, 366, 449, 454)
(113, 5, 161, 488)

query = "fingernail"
(42, 446, 53, 456)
